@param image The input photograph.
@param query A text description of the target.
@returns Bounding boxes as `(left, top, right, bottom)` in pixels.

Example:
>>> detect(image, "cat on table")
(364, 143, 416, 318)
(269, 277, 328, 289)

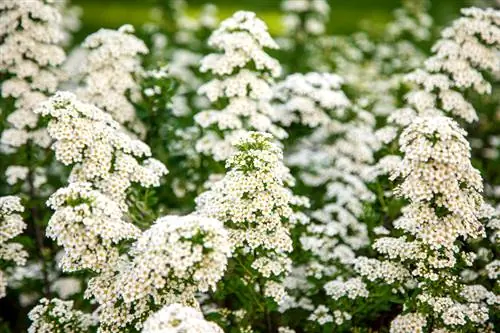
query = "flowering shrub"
(0, 1, 499, 332)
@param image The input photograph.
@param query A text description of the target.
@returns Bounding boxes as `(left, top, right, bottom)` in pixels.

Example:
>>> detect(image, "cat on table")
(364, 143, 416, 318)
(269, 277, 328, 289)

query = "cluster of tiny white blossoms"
(46, 182, 140, 273)
(355, 115, 497, 330)
(391, 7, 500, 125)
(141, 303, 224, 333)
(0, 196, 27, 298)
(272, 72, 351, 128)
(35, 91, 168, 209)
(85, 214, 230, 332)
(77, 24, 148, 137)
(28, 298, 96, 333)
(196, 132, 308, 303)
(195, 11, 287, 161)
(0, 0, 66, 153)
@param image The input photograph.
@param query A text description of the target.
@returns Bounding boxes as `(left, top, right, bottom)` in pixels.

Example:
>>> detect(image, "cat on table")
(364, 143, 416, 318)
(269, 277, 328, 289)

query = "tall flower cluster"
(35, 91, 167, 210)
(77, 24, 148, 137)
(142, 303, 224, 333)
(195, 11, 287, 162)
(356, 117, 497, 331)
(28, 298, 96, 333)
(391, 7, 500, 125)
(86, 215, 230, 332)
(0, 196, 27, 298)
(0, 0, 66, 174)
(196, 132, 307, 305)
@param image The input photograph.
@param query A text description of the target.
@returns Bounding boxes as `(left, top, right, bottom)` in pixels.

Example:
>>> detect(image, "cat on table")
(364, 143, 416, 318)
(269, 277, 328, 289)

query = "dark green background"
(72, 0, 471, 42)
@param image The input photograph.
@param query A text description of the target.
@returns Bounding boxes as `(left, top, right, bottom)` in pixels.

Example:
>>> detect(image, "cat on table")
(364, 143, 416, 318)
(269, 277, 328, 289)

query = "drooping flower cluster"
(142, 303, 224, 333)
(0, 0, 66, 154)
(392, 7, 500, 125)
(196, 132, 307, 304)
(77, 24, 148, 137)
(35, 91, 168, 210)
(86, 214, 230, 332)
(0, 196, 27, 298)
(195, 11, 287, 161)
(28, 298, 96, 333)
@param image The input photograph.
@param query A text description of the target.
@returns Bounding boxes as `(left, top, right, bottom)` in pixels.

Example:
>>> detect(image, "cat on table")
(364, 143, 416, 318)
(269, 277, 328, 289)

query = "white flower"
(28, 298, 95, 333)
(142, 303, 223, 333)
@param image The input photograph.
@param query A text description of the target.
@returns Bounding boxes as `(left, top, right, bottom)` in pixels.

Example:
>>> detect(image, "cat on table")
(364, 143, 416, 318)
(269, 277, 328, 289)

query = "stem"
(26, 144, 51, 297)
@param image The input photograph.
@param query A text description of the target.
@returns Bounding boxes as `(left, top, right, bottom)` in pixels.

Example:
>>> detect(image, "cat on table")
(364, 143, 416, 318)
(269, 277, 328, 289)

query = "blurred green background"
(72, 0, 471, 42)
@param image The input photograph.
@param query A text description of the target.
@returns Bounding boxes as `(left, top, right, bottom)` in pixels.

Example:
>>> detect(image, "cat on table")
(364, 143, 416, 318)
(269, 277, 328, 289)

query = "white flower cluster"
(195, 11, 287, 161)
(356, 115, 495, 329)
(324, 277, 369, 300)
(0, 196, 27, 298)
(273, 72, 351, 127)
(393, 116, 486, 249)
(281, 0, 330, 36)
(46, 182, 140, 273)
(0, 0, 66, 153)
(35, 91, 168, 209)
(393, 7, 500, 124)
(77, 24, 148, 137)
(28, 298, 96, 333)
(142, 303, 224, 333)
(390, 312, 427, 333)
(86, 215, 230, 332)
(196, 132, 307, 302)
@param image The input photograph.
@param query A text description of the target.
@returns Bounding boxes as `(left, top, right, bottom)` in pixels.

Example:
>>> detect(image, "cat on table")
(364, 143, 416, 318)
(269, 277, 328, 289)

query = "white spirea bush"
(77, 24, 148, 137)
(356, 115, 498, 331)
(196, 132, 307, 303)
(28, 298, 96, 333)
(0, 0, 66, 153)
(0, 196, 27, 298)
(142, 303, 224, 333)
(35, 91, 168, 210)
(195, 11, 287, 161)
(86, 214, 230, 332)
(273, 72, 351, 128)
(392, 7, 500, 125)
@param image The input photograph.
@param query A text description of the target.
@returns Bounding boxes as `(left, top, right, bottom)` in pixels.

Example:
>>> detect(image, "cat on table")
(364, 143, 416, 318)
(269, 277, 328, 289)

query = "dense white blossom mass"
(35, 91, 168, 210)
(0, 0, 66, 152)
(77, 24, 148, 137)
(196, 132, 308, 303)
(195, 11, 287, 161)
